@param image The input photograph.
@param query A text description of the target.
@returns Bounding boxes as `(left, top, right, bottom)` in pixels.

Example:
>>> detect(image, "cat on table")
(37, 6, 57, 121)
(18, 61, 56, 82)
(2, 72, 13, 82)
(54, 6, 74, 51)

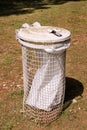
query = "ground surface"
(0, 0, 87, 130)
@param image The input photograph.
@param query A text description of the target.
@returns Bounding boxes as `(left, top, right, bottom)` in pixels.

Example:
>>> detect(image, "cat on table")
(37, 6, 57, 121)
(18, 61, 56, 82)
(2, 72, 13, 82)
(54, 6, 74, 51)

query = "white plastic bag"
(26, 44, 68, 111)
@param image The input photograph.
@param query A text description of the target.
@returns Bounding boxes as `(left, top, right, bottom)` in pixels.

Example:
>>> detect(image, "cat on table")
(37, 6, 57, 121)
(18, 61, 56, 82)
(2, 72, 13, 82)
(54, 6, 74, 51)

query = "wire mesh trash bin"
(16, 23, 71, 124)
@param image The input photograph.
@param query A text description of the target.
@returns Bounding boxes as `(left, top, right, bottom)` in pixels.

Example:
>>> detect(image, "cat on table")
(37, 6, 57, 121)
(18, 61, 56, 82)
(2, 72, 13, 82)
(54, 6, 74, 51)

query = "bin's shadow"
(63, 77, 84, 110)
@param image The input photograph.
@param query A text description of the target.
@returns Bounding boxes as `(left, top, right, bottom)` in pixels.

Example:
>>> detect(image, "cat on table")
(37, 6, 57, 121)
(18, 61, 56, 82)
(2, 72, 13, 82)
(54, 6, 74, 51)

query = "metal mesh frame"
(22, 45, 66, 124)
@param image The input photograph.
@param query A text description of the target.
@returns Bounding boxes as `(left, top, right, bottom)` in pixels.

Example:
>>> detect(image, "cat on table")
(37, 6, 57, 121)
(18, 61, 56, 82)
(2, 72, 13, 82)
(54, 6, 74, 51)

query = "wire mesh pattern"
(22, 46, 66, 124)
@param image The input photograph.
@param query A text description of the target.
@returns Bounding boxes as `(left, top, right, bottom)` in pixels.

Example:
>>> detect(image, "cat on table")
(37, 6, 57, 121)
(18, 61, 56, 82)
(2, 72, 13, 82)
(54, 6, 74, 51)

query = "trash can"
(16, 22, 71, 124)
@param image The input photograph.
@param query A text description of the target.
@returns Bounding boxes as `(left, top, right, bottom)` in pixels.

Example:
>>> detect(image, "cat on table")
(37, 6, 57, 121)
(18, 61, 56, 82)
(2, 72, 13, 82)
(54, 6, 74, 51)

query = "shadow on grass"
(0, 0, 48, 17)
(63, 77, 84, 110)
(0, 0, 85, 16)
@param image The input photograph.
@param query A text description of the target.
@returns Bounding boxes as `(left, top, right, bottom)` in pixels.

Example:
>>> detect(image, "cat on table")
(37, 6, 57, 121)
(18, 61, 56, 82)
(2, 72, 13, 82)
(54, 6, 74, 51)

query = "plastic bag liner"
(25, 42, 70, 111)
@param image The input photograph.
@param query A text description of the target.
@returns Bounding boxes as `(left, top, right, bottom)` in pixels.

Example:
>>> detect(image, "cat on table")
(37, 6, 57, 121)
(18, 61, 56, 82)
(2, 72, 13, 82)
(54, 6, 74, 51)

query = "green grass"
(0, 88, 24, 130)
(0, 0, 87, 130)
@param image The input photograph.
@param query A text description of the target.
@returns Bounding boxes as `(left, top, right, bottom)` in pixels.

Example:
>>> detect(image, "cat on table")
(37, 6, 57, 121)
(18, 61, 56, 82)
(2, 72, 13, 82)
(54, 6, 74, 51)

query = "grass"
(0, 89, 23, 129)
(0, 0, 87, 130)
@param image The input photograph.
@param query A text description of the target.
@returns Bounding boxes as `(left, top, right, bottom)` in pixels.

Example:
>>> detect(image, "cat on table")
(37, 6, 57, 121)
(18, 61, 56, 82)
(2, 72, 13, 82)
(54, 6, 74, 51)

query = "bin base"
(24, 104, 62, 125)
